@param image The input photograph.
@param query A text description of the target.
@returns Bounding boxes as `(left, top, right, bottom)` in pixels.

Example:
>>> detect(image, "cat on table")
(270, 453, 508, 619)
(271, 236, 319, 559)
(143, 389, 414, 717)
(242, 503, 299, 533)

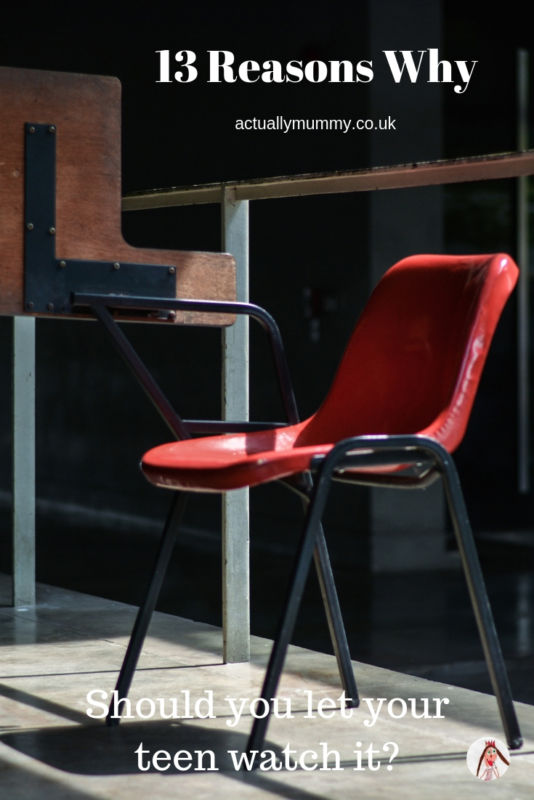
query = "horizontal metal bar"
(184, 420, 285, 433)
(122, 150, 534, 210)
(308, 435, 447, 473)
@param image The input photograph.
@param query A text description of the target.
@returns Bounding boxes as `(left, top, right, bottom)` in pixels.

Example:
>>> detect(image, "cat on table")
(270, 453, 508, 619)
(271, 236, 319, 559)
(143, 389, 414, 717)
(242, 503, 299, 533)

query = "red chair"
(99, 253, 522, 757)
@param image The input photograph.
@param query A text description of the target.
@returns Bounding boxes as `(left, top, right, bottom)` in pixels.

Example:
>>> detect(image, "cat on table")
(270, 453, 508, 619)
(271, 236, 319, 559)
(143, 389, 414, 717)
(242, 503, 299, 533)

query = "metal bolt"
(167, 311, 176, 321)
(47, 302, 54, 312)
(48, 226, 56, 235)
(48, 125, 56, 134)
(26, 222, 34, 231)
(58, 260, 67, 268)
(28, 125, 35, 134)
(113, 262, 120, 271)
(26, 301, 34, 311)
(168, 266, 176, 275)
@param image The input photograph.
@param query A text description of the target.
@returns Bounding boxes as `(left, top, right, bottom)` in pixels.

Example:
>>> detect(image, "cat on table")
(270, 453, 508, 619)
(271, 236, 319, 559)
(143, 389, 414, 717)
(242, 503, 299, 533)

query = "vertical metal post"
(221, 190, 250, 662)
(12, 316, 36, 606)
(517, 49, 530, 493)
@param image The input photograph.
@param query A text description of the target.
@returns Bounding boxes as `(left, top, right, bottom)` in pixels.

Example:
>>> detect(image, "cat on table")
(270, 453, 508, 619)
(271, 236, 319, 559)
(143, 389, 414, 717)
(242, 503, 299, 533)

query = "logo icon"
(466, 737, 510, 781)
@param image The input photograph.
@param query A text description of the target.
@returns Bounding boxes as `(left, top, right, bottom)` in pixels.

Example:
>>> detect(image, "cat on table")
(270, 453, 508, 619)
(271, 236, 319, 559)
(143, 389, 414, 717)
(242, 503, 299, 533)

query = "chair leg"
(106, 491, 188, 726)
(247, 468, 334, 758)
(441, 460, 523, 750)
(313, 524, 359, 708)
(289, 478, 358, 708)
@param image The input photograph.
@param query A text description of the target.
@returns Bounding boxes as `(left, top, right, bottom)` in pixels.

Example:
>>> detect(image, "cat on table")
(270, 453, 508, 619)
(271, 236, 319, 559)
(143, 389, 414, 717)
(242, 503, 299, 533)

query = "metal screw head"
(58, 260, 67, 268)
(113, 262, 120, 271)
(26, 222, 34, 231)
(46, 302, 54, 312)
(26, 301, 34, 311)
(168, 266, 176, 275)
(48, 226, 56, 235)
(167, 311, 176, 321)
(28, 125, 36, 134)
(48, 125, 56, 134)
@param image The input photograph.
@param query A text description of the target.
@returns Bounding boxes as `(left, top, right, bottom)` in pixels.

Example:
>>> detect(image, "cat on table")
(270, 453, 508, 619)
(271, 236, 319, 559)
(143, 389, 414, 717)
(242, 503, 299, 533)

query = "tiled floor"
(1, 575, 534, 798)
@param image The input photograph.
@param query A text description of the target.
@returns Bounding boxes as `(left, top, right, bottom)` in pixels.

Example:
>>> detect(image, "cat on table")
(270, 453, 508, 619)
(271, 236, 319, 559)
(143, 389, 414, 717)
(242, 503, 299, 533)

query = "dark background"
(0, 1, 532, 693)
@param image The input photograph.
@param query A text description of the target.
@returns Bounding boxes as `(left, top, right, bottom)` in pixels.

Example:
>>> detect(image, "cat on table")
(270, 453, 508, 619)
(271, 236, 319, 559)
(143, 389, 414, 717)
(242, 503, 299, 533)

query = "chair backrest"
(298, 253, 518, 452)
(0, 66, 234, 323)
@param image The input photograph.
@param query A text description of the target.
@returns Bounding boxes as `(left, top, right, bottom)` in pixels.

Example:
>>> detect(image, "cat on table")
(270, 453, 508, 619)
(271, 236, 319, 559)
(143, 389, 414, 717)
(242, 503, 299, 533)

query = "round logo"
(466, 737, 510, 781)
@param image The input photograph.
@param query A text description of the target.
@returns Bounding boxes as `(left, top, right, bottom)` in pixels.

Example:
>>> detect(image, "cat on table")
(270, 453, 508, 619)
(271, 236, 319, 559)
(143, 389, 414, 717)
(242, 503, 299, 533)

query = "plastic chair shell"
(141, 253, 518, 492)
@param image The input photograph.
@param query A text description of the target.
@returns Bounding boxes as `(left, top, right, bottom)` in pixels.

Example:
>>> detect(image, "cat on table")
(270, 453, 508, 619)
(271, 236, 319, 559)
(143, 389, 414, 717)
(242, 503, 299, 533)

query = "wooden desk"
(0, 67, 237, 622)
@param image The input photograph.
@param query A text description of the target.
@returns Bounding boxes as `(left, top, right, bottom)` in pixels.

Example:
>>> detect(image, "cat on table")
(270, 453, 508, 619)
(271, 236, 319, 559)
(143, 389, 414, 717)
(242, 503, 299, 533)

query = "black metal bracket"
(23, 123, 176, 315)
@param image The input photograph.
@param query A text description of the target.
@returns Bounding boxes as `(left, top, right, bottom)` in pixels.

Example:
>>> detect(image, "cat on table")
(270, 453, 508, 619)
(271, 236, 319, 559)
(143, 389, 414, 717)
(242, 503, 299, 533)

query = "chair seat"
(141, 422, 432, 492)
(141, 422, 327, 491)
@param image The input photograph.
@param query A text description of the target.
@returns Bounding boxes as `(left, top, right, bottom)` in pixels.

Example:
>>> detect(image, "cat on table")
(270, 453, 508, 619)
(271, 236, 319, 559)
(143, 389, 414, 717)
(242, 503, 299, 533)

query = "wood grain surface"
(0, 66, 235, 324)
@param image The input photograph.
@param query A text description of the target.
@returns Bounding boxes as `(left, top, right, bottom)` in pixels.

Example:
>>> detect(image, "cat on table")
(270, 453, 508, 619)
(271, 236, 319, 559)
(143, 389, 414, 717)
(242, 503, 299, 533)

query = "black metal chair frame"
(74, 291, 523, 760)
